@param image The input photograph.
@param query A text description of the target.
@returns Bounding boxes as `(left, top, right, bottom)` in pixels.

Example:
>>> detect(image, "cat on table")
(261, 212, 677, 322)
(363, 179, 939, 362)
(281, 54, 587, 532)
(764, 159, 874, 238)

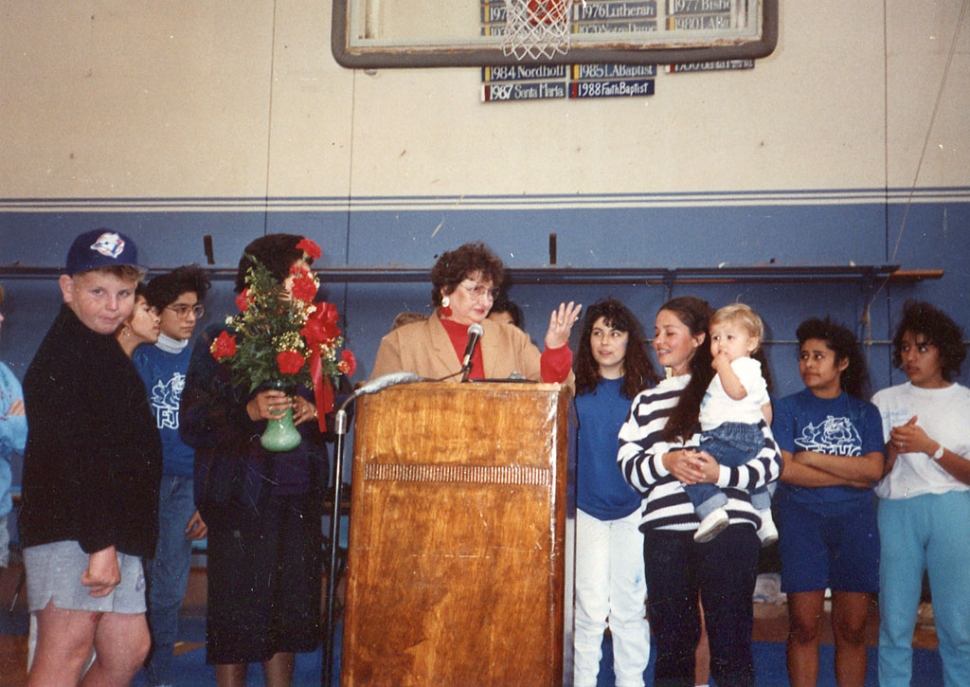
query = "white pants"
(573, 508, 650, 687)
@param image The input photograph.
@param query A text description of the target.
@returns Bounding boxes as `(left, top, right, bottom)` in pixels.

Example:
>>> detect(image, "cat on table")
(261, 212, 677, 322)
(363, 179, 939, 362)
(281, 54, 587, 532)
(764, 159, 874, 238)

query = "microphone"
(336, 371, 423, 420)
(460, 323, 484, 383)
(354, 371, 423, 398)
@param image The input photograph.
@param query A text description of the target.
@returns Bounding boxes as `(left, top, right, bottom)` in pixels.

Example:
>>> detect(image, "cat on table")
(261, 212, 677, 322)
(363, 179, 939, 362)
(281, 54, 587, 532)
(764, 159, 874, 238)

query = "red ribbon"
(309, 348, 334, 431)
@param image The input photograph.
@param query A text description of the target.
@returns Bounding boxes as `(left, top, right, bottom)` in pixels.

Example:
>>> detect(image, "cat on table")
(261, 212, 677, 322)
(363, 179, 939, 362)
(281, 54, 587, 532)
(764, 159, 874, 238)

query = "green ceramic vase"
(260, 383, 302, 452)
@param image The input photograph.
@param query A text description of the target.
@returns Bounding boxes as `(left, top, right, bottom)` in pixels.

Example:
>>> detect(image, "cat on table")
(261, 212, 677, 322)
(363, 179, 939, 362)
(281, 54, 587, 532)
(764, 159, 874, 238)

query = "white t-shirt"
(699, 356, 769, 430)
(873, 381, 970, 500)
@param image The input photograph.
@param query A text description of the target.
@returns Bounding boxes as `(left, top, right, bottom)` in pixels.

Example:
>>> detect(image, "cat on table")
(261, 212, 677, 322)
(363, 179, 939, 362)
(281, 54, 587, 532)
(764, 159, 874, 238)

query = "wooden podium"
(342, 382, 569, 686)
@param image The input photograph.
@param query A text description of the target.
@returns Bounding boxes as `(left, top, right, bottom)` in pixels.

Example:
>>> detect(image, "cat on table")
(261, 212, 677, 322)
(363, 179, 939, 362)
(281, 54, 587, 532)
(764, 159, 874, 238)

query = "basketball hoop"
(503, 0, 573, 61)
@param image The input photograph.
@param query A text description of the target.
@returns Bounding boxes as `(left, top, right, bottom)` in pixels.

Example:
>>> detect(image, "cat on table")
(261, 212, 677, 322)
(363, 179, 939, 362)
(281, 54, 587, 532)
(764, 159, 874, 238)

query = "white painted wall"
(1, 1, 966, 201)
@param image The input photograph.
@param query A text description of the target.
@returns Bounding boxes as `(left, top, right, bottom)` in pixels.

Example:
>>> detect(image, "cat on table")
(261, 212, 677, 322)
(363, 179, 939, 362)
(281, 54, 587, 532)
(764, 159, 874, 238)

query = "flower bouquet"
(209, 239, 356, 451)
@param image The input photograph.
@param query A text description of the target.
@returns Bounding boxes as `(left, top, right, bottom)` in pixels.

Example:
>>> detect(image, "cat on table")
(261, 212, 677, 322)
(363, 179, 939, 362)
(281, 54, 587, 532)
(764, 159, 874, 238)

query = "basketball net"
(503, 0, 573, 61)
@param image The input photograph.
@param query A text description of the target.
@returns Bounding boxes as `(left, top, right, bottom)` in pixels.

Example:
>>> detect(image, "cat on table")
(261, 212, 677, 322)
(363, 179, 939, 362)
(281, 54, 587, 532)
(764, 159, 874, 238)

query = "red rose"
(277, 350, 306, 375)
(338, 349, 357, 376)
(235, 288, 252, 312)
(290, 272, 318, 303)
(210, 331, 237, 360)
(302, 302, 341, 345)
(296, 238, 322, 260)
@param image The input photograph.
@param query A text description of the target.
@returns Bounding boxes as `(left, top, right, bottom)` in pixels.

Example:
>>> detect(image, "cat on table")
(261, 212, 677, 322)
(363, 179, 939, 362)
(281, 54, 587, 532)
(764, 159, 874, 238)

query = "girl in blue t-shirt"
(572, 299, 660, 687)
(772, 317, 885, 687)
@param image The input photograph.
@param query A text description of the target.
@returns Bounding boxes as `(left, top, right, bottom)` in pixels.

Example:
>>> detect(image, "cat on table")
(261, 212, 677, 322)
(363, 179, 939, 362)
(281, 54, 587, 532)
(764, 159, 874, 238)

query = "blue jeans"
(685, 422, 767, 519)
(144, 475, 197, 687)
(644, 525, 759, 687)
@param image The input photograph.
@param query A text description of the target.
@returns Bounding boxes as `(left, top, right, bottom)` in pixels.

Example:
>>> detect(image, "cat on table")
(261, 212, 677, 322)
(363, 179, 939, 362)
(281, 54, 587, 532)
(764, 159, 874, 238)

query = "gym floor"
(0, 561, 939, 686)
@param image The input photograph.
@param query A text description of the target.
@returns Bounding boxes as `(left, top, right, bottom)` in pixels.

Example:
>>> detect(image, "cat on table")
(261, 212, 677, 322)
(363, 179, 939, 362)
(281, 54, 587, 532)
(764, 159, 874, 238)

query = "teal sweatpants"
(878, 491, 970, 687)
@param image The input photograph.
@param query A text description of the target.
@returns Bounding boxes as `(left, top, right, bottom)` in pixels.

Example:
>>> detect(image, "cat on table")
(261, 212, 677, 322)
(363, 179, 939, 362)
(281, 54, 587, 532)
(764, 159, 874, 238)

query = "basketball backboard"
(332, 0, 777, 68)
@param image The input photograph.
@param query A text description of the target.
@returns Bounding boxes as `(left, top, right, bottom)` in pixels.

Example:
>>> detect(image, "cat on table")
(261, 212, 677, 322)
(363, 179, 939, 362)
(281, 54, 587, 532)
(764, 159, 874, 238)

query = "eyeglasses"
(166, 303, 205, 319)
(459, 282, 499, 301)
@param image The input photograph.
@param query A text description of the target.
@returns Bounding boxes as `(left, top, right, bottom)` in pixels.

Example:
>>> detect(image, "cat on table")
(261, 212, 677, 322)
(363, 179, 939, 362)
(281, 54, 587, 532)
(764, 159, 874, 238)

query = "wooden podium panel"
(342, 382, 568, 686)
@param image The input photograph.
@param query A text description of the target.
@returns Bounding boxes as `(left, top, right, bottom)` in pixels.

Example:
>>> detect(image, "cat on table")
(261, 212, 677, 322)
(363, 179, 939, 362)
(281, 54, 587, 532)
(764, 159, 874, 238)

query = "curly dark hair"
(660, 296, 716, 442)
(574, 299, 660, 399)
(144, 265, 211, 311)
(796, 317, 871, 400)
(891, 300, 966, 382)
(430, 242, 505, 308)
(235, 234, 312, 294)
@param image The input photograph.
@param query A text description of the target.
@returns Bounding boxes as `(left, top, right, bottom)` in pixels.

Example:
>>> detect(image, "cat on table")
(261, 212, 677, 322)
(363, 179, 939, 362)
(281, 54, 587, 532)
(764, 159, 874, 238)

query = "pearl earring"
(440, 296, 453, 317)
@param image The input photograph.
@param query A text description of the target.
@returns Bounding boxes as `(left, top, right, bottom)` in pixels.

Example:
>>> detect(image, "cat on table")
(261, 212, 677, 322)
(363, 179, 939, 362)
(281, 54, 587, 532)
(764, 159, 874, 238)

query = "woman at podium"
(371, 241, 580, 386)
(617, 296, 782, 687)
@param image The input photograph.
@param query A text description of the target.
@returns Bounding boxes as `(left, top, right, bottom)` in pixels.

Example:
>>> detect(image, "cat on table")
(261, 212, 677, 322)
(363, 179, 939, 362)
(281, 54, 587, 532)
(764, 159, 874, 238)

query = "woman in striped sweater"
(617, 296, 782, 687)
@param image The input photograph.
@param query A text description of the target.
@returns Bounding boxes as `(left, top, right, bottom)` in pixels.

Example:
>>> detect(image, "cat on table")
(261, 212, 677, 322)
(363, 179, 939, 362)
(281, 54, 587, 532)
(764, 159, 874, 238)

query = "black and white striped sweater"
(617, 374, 782, 532)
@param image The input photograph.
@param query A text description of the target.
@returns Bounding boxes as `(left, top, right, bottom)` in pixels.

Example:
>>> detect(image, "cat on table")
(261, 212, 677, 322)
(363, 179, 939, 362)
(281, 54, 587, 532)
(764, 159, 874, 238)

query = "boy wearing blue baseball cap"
(20, 230, 162, 685)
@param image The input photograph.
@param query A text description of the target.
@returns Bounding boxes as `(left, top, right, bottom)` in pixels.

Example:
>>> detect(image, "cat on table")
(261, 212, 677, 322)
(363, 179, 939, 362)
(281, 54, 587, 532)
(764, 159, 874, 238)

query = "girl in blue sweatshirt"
(573, 299, 660, 687)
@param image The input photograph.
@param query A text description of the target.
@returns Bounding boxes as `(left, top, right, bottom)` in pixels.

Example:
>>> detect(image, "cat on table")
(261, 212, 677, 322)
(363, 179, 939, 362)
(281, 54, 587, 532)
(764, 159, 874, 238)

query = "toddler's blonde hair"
(711, 303, 764, 350)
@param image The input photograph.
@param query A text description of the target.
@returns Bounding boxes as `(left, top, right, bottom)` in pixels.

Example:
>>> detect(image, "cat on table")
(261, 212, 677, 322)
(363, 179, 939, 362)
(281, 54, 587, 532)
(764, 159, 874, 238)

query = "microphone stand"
(322, 396, 350, 687)
(322, 373, 422, 687)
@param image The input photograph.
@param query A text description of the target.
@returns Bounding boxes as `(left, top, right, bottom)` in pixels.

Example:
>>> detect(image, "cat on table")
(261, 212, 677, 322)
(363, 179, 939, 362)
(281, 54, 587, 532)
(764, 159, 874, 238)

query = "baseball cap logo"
(90, 232, 126, 259)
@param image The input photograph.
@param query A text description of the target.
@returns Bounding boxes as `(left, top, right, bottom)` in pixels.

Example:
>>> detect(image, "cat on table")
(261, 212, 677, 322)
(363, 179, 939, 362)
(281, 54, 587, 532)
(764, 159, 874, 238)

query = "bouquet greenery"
(209, 238, 355, 421)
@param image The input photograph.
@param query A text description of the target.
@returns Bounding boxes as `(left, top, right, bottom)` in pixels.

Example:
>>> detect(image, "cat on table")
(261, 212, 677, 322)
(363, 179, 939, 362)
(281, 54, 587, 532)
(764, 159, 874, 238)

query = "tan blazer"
(371, 314, 574, 390)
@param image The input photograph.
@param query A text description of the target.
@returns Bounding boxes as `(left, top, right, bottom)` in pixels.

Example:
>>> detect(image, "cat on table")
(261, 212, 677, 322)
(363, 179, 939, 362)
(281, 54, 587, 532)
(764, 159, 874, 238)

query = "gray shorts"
(23, 541, 147, 614)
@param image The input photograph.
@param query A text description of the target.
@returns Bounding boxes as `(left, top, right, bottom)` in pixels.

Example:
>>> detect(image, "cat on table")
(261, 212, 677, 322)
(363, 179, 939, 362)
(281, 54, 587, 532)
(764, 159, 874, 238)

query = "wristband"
(932, 445, 945, 461)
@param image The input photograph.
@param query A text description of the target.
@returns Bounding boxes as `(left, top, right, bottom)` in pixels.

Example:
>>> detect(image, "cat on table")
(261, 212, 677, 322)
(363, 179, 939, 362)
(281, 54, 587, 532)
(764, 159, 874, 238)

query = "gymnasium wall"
(1, 0, 968, 424)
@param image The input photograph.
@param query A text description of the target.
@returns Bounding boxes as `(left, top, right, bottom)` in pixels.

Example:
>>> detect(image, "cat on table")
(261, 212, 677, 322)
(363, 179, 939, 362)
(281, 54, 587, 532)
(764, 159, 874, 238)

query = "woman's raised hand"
(544, 301, 582, 349)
